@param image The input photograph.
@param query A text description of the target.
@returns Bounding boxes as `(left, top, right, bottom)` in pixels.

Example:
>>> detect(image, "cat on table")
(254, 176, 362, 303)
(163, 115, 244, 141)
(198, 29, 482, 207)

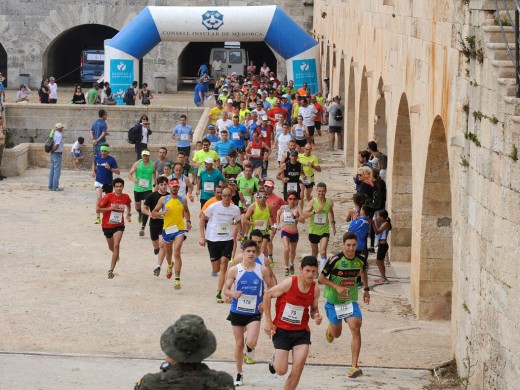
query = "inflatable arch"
(104, 6, 319, 99)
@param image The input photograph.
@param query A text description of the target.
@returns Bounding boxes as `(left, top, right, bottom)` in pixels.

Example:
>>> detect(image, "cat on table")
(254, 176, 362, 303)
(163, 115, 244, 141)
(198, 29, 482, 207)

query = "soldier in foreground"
(134, 314, 235, 389)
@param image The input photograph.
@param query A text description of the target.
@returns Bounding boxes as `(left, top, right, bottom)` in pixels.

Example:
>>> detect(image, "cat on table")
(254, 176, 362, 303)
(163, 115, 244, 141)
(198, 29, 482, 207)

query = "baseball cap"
(55, 122, 64, 129)
(228, 178, 237, 185)
(217, 99, 223, 104)
(282, 94, 289, 99)
(264, 180, 275, 187)
(222, 87, 228, 91)
(247, 81, 252, 85)
(141, 150, 151, 156)
(227, 98, 233, 103)
(262, 115, 268, 120)
(204, 157, 214, 164)
(270, 77, 275, 81)
(208, 124, 215, 129)
(334, 95, 342, 101)
(289, 150, 298, 156)
(169, 179, 180, 187)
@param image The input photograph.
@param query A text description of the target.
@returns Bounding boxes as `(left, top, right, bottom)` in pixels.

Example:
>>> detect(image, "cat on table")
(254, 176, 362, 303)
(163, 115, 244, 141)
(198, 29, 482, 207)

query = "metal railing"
(496, 0, 520, 97)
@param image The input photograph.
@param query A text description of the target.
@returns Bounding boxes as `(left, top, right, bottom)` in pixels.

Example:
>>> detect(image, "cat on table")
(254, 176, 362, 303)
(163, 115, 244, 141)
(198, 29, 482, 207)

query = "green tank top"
(134, 159, 154, 192)
(323, 254, 365, 304)
(249, 202, 271, 234)
(309, 198, 331, 235)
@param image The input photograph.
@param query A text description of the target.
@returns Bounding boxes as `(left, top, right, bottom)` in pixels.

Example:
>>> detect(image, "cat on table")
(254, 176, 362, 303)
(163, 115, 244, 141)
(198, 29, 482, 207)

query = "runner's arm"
(329, 201, 336, 235)
(263, 278, 293, 335)
(241, 203, 255, 231)
(127, 161, 139, 183)
(183, 198, 191, 230)
(222, 266, 239, 299)
(310, 285, 322, 324)
(276, 164, 286, 181)
(151, 197, 166, 218)
(361, 269, 370, 305)
(302, 200, 314, 219)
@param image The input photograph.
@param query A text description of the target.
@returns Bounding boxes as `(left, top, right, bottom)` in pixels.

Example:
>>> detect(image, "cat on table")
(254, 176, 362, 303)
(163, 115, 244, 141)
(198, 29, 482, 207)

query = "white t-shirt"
(204, 202, 242, 242)
(216, 119, 233, 135)
(71, 140, 80, 153)
(298, 105, 317, 127)
(212, 59, 223, 71)
(49, 82, 58, 99)
(141, 125, 149, 144)
(276, 133, 293, 161)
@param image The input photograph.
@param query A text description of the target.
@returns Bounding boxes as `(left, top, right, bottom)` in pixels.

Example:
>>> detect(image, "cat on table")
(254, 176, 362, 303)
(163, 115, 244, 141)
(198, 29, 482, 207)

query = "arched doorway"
(389, 93, 412, 262)
(177, 41, 277, 87)
(412, 115, 453, 320)
(43, 24, 119, 85)
(374, 77, 387, 154)
(0, 43, 7, 87)
(345, 59, 356, 167)
(356, 66, 369, 160)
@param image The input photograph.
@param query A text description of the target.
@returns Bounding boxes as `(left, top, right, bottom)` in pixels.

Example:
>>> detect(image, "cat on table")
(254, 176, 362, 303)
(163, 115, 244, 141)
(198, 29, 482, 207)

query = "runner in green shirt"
(237, 163, 259, 210)
(128, 149, 156, 237)
(318, 231, 370, 379)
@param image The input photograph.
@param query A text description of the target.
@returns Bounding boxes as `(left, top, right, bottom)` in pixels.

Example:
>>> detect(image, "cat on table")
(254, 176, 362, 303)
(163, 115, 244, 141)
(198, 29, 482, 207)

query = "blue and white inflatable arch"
(104, 6, 319, 96)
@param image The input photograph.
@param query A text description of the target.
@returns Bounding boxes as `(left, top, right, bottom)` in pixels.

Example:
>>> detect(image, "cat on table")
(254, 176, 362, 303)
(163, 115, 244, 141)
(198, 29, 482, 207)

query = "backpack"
(333, 107, 343, 121)
(123, 88, 133, 104)
(44, 128, 55, 153)
(128, 124, 142, 144)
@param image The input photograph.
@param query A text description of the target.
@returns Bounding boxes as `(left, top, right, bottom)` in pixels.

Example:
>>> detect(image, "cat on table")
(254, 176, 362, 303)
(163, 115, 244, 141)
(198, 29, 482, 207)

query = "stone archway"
(345, 59, 356, 167)
(0, 43, 7, 87)
(42, 24, 118, 84)
(374, 77, 387, 154)
(412, 115, 453, 320)
(355, 66, 369, 161)
(390, 93, 412, 262)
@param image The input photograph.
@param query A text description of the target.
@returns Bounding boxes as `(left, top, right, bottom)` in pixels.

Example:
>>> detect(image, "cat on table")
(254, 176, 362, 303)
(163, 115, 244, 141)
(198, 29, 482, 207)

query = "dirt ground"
(0, 102, 452, 387)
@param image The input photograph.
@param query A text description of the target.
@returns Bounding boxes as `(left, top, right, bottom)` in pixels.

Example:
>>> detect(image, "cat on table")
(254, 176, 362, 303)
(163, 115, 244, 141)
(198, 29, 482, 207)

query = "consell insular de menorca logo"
(202, 10, 224, 30)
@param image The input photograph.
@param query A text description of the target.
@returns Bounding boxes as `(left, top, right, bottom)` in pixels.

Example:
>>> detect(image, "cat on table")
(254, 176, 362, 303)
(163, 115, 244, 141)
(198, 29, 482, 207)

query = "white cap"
(204, 157, 214, 164)
(262, 115, 268, 120)
(227, 98, 233, 103)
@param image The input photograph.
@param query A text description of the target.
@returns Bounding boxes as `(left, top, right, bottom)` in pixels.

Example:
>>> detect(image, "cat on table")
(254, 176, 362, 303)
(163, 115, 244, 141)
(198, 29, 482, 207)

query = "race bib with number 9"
(281, 303, 304, 324)
(287, 182, 298, 192)
(314, 213, 326, 225)
(109, 211, 123, 224)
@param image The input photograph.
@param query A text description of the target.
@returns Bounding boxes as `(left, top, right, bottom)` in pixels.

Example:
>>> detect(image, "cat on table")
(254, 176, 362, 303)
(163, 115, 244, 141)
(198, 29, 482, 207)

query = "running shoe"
(268, 353, 276, 374)
(268, 255, 275, 268)
(153, 266, 161, 277)
(326, 325, 334, 343)
(211, 271, 219, 277)
(289, 264, 295, 275)
(347, 366, 363, 378)
(94, 217, 101, 224)
(108, 270, 114, 279)
(166, 264, 173, 279)
(243, 351, 255, 364)
(139, 228, 145, 237)
(284, 267, 289, 276)
(234, 373, 243, 386)
(174, 278, 181, 290)
(216, 290, 224, 303)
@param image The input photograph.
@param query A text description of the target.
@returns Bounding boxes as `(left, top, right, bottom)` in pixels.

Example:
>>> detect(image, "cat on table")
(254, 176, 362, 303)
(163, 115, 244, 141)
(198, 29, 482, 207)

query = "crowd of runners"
(90, 70, 392, 388)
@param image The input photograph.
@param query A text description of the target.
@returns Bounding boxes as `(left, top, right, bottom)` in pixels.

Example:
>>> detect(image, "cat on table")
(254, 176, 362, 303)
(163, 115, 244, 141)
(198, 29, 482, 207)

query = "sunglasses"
(256, 195, 267, 199)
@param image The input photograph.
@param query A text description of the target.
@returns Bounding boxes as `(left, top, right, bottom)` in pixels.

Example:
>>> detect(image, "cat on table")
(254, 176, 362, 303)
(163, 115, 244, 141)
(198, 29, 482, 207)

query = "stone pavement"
(0, 353, 434, 389)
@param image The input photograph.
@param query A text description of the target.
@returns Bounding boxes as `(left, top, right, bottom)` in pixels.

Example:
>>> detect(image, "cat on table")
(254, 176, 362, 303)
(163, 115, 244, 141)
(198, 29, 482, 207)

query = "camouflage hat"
(160, 315, 216, 363)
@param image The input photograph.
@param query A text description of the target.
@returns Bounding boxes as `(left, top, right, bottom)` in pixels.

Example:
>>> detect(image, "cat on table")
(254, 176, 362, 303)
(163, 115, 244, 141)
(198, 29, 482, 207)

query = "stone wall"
(4, 103, 204, 146)
(0, 0, 314, 92)
(314, 0, 520, 387)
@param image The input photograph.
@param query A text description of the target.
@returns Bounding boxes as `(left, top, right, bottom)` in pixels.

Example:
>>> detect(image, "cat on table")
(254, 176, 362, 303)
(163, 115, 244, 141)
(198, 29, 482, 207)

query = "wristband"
(364, 287, 370, 292)
(186, 220, 191, 223)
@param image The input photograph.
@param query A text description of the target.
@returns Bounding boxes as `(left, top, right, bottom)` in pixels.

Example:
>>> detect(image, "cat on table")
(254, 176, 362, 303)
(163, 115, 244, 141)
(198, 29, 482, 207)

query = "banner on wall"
(292, 59, 318, 95)
(110, 59, 134, 105)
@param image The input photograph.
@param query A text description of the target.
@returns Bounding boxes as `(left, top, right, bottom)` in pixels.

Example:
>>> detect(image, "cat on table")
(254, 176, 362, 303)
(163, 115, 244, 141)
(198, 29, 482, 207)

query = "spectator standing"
(327, 95, 344, 150)
(39, 79, 50, 103)
(139, 83, 153, 105)
(211, 55, 223, 78)
(125, 81, 138, 106)
(90, 109, 108, 159)
(48, 76, 58, 103)
(15, 84, 31, 103)
(172, 114, 193, 156)
(0, 114, 6, 180)
(48, 123, 64, 191)
(134, 115, 152, 161)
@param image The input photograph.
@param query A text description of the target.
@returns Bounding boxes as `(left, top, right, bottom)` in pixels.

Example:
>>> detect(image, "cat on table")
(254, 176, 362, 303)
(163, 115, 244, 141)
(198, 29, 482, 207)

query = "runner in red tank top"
(246, 129, 270, 178)
(263, 256, 322, 390)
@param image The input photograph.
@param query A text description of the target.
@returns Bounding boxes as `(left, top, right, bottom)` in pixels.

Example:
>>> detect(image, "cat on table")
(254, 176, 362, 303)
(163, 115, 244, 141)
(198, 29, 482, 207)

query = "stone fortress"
(1, 0, 519, 388)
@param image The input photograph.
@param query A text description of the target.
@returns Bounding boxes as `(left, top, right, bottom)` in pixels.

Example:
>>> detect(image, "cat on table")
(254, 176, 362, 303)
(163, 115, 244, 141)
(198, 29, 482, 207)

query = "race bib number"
(257, 220, 267, 230)
(237, 294, 257, 313)
(302, 176, 311, 185)
(251, 148, 261, 157)
(109, 211, 123, 224)
(283, 211, 296, 224)
(220, 156, 228, 164)
(281, 303, 304, 324)
(217, 223, 230, 235)
(204, 181, 215, 192)
(334, 303, 354, 319)
(287, 182, 298, 192)
(232, 132, 240, 140)
(261, 130, 267, 138)
(180, 133, 189, 141)
(295, 129, 304, 139)
(314, 213, 326, 225)
(244, 196, 252, 206)
(210, 142, 216, 149)
(138, 178, 149, 189)
(165, 225, 179, 235)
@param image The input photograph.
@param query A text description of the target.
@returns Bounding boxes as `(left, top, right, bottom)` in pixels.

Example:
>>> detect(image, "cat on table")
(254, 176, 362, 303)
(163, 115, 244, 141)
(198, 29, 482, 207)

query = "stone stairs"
(480, 4, 520, 123)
